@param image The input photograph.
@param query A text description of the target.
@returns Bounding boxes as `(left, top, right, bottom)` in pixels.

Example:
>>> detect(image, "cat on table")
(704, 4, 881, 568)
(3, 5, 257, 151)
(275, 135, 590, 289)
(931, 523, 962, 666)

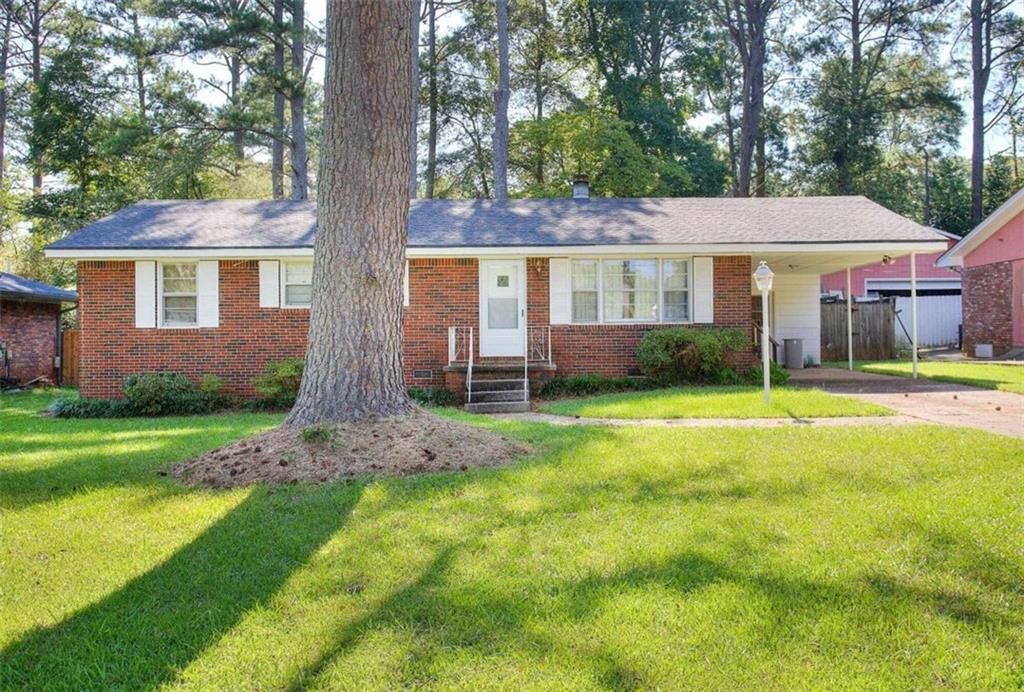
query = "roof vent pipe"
(572, 174, 590, 199)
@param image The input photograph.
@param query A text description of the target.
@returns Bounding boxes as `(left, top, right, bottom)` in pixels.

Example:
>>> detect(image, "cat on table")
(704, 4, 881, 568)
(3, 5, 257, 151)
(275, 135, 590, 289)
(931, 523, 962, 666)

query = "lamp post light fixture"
(753, 261, 775, 405)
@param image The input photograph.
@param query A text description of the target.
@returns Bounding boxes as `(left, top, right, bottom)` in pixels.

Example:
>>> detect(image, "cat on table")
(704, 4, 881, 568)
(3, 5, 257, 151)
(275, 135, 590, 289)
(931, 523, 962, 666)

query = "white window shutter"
(196, 260, 220, 328)
(258, 260, 280, 308)
(693, 257, 714, 323)
(549, 258, 572, 324)
(403, 260, 410, 307)
(134, 261, 156, 328)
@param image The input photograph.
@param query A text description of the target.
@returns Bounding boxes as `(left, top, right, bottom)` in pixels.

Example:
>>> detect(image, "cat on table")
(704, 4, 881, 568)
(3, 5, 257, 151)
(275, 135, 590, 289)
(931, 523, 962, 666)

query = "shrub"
(50, 372, 232, 418)
(743, 361, 791, 386)
(124, 372, 230, 415)
(636, 328, 749, 385)
(537, 374, 655, 399)
(48, 397, 134, 418)
(408, 386, 459, 407)
(252, 357, 305, 408)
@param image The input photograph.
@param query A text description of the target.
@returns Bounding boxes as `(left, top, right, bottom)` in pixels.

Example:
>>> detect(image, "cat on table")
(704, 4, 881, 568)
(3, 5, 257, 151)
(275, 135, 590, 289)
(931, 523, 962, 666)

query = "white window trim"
(281, 259, 313, 309)
(158, 261, 199, 329)
(570, 256, 693, 325)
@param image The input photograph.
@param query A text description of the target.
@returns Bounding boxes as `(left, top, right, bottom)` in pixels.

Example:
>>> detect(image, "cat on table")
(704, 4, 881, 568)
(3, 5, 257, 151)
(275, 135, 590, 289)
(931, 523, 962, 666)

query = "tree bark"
(287, 0, 415, 425)
(0, 4, 11, 190)
(409, 0, 420, 197)
(289, 0, 309, 199)
(491, 0, 509, 200)
(272, 0, 286, 199)
(970, 0, 987, 225)
(30, 0, 43, 193)
(425, 0, 437, 198)
(230, 53, 245, 162)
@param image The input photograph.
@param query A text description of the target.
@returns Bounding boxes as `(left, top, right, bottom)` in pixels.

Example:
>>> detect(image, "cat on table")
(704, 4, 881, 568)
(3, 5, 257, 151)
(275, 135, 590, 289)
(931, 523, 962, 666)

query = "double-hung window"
(568, 258, 691, 324)
(602, 259, 658, 322)
(571, 260, 599, 322)
(283, 261, 313, 307)
(161, 262, 197, 327)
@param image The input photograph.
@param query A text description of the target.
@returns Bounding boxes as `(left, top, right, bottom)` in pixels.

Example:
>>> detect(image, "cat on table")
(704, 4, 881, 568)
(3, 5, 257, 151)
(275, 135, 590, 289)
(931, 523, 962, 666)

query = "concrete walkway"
(499, 411, 918, 429)
(789, 367, 1024, 439)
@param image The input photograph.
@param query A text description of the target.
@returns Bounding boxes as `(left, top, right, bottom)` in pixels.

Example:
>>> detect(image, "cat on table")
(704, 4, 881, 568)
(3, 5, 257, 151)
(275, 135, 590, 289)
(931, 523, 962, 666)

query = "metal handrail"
(447, 326, 474, 403)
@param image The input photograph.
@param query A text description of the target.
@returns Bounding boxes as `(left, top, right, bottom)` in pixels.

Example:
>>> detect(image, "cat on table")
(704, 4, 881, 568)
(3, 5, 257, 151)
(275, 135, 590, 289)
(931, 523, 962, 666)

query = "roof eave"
(938, 187, 1024, 266)
(45, 239, 950, 260)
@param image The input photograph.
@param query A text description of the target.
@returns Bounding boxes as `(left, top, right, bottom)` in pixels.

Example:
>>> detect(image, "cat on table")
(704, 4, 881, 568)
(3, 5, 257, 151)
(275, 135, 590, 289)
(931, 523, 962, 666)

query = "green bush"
(252, 357, 305, 408)
(48, 397, 134, 418)
(636, 328, 749, 385)
(50, 372, 232, 418)
(408, 386, 460, 407)
(743, 362, 791, 386)
(537, 374, 655, 399)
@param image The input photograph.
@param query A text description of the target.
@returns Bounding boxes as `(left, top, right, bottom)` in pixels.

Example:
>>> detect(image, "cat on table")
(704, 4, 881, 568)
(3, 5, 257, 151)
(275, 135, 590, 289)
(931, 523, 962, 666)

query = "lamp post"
(753, 261, 775, 405)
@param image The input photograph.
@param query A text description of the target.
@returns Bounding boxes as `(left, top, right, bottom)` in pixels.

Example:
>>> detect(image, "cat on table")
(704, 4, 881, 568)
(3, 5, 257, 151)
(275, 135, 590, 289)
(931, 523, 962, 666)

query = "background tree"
(288, 0, 415, 424)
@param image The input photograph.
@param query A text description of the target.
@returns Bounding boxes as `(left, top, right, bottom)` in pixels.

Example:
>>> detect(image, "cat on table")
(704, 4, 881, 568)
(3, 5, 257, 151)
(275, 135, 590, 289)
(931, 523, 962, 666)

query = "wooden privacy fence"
(62, 329, 79, 386)
(820, 299, 896, 361)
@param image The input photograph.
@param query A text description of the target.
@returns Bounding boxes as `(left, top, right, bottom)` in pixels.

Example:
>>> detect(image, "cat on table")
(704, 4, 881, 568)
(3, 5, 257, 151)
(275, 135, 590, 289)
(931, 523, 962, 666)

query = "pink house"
(938, 187, 1024, 357)
(821, 231, 961, 298)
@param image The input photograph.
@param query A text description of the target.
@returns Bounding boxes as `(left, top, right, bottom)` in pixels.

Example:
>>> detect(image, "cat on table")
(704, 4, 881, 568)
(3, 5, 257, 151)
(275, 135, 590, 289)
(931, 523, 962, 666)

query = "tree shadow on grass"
(0, 483, 364, 689)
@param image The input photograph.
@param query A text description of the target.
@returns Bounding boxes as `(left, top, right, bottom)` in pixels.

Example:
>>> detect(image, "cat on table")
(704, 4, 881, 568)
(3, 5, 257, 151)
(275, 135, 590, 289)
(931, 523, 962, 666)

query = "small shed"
(0, 272, 78, 387)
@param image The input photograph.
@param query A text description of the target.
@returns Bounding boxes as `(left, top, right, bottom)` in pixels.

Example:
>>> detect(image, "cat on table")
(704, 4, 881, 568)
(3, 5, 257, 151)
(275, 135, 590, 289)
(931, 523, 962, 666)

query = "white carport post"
(910, 252, 919, 378)
(846, 267, 854, 371)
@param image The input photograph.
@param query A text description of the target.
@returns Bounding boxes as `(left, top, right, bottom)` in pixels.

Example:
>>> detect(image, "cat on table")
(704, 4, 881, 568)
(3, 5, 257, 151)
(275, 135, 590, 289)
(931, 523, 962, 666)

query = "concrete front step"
(470, 389, 528, 403)
(471, 378, 527, 392)
(464, 400, 530, 414)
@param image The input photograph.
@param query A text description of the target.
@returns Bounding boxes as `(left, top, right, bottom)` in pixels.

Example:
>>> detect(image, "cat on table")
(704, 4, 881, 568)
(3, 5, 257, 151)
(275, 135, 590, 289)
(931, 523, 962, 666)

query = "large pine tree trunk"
(290, 0, 309, 200)
(30, 0, 42, 194)
(272, 0, 286, 199)
(230, 54, 245, 163)
(491, 0, 509, 200)
(287, 0, 415, 425)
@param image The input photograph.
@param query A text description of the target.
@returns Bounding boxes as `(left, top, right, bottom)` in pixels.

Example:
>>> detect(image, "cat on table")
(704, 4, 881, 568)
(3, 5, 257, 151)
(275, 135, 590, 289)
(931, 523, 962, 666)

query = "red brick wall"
(77, 255, 755, 397)
(961, 261, 1013, 356)
(547, 255, 753, 375)
(78, 261, 309, 398)
(0, 298, 60, 384)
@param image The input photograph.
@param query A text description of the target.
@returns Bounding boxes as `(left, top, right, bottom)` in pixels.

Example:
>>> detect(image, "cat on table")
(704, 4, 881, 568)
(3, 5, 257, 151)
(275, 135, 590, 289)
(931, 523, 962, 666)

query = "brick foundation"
(961, 261, 1014, 356)
(0, 298, 61, 384)
(77, 255, 755, 398)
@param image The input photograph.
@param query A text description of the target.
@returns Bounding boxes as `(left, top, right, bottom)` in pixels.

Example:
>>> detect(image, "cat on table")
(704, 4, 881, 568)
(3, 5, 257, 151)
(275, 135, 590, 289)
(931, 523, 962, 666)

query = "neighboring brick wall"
(0, 298, 60, 384)
(78, 261, 309, 398)
(77, 255, 756, 397)
(961, 261, 1013, 356)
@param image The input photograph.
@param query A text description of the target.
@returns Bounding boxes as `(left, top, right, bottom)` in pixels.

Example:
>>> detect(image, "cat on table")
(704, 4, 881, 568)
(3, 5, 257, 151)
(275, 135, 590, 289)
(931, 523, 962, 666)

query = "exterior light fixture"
(753, 261, 775, 404)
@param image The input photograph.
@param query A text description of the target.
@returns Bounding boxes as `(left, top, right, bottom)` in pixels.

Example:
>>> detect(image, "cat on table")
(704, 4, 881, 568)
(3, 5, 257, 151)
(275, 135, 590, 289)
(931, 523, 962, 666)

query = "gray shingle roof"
(47, 196, 945, 251)
(0, 272, 78, 303)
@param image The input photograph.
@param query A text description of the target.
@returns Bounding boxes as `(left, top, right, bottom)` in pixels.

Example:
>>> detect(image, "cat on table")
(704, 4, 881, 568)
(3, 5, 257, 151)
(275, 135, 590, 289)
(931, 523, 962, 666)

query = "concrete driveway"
(789, 367, 1024, 439)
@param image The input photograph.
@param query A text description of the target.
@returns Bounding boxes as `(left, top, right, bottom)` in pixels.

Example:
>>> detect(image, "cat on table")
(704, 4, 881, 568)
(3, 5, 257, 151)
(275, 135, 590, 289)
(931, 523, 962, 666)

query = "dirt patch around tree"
(173, 409, 531, 487)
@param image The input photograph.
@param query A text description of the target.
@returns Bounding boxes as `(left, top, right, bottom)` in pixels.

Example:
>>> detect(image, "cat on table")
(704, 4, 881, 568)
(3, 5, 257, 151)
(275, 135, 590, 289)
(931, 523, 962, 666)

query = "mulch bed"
(173, 408, 531, 487)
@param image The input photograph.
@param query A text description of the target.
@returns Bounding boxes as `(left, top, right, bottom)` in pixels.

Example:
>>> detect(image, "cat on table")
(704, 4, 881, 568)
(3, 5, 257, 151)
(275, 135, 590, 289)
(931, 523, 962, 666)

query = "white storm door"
(479, 259, 526, 357)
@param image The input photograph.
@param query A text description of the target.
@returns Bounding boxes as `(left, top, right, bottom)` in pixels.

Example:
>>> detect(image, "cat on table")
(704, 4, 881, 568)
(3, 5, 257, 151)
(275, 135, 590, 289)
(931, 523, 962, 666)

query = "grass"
(831, 360, 1024, 394)
(540, 385, 892, 419)
(2, 389, 1024, 689)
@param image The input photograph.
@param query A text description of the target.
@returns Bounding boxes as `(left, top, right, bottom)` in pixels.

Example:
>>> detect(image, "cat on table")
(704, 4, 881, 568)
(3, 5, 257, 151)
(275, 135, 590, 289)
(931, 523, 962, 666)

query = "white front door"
(479, 259, 526, 357)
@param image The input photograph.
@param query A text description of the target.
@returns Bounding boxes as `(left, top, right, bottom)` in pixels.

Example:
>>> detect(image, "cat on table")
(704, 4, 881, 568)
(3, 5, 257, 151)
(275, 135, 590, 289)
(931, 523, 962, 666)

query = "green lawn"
(832, 360, 1024, 394)
(540, 385, 891, 419)
(3, 390, 1024, 689)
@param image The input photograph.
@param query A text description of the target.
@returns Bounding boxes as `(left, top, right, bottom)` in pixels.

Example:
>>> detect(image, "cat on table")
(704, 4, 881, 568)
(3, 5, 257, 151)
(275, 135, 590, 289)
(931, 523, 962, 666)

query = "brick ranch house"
(938, 186, 1024, 358)
(46, 191, 948, 408)
(0, 272, 78, 387)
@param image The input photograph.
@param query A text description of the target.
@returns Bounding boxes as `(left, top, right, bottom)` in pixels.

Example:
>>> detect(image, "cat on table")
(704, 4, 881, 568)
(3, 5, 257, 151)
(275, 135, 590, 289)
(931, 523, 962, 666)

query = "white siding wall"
(771, 274, 821, 365)
(894, 295, 962, 348)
